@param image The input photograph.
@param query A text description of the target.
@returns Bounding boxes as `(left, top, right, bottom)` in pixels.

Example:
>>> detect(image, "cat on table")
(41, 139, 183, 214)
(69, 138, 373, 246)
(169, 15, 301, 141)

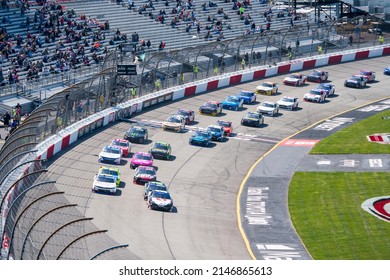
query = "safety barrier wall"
(1, 44, 389, 259)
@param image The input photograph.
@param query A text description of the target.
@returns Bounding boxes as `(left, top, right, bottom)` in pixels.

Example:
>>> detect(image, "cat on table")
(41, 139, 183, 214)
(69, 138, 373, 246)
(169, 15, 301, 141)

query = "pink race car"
(111, 138, 131, 157)
(130, 152, 153, 169)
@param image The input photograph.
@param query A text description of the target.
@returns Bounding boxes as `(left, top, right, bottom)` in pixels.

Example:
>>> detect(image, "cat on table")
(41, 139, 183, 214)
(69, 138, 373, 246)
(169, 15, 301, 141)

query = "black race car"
(124, 126, 148, 143)
(241, 112, 264, 127)
(307, 70, 328, 83)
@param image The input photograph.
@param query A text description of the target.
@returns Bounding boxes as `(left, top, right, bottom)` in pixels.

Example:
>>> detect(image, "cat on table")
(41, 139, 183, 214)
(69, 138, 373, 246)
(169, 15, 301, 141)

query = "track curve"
(47, 57, 390, 259)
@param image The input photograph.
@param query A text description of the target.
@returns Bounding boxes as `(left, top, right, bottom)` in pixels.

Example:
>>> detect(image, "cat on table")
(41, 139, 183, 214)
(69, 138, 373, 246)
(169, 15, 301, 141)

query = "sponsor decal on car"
(361, 196, 390, 223)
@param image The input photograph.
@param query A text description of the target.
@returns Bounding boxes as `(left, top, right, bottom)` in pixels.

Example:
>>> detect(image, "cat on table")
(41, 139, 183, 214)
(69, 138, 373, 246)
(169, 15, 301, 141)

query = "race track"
(47, 57, 390, 259)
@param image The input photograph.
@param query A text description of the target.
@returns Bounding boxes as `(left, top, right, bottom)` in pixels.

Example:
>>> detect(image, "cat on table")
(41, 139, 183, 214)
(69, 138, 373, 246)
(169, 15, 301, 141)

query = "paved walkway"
(240, 97, 390, 260)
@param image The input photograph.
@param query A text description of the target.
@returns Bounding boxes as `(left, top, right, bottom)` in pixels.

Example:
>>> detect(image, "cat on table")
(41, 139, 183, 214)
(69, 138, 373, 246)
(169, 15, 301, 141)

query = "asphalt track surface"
(47, 57, 390, 260)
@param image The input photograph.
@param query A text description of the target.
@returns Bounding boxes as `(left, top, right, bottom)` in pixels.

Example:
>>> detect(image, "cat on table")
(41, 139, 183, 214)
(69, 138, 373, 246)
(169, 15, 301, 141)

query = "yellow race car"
(256, 81, 279, 95)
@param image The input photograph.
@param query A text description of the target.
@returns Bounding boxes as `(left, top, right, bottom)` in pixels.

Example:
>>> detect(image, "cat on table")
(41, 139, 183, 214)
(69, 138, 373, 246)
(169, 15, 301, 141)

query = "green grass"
(310, 109, 390, 154)
(289, 172, 390, 259)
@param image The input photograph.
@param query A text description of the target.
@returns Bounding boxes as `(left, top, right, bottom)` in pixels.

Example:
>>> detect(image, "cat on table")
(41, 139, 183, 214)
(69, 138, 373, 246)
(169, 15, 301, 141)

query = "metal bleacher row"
(64, 0, 307, 50)
(0, 0, 308, 87)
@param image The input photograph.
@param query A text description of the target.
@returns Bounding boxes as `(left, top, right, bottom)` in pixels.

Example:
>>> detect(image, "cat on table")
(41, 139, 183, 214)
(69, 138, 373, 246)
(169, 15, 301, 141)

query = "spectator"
(3, 111, 10, 130)
(349, 34, 353, 46)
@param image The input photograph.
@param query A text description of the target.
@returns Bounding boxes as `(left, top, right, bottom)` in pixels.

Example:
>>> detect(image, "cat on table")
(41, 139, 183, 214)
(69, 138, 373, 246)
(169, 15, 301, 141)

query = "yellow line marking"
(236, 96, 390, 260)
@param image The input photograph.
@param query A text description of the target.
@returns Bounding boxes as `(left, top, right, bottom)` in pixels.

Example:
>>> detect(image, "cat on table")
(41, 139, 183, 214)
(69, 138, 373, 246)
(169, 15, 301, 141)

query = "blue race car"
(206, 125, 224, 141)
(384, 66, 390, 75)
(222, 96, 244, 110)
(189, 130, 212, 146)
(315, 83, 335, 97)
(236, 91, 256, 104)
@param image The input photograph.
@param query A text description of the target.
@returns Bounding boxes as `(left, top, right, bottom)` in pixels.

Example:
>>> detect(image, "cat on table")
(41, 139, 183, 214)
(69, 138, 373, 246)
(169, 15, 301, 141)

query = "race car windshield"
(205, 102, 217, 108)
(129, 127, 144, 133)
(104, 147, 120, 154)
(352, 76, 361, 80)
(311, 71, 320, 76)
(247, 112, 259, 118)
(359, 71, 369, 75)
(227, 96, 238, 102)
(262, 103, 274, 108)
(97, 176, 116, 183)
(291, 74, 301, 79)
(135, 154, 152, 160)
(217, 121, 231, 127)
(177, 110, 189, 116)
(100, 169, 119, 176)
(261, 83, 273, 88)
(153, 143, 168, 149)
(139, 169, 156, 175)
(194, 131, 208, 137)
(239, 91, 252, 97)
(112, 140, 128, 147)
(282, 97, 294, 102)
(153, 192, 171, 199)
(310, 90, 322, 95)
(168, 117, 181, 123)
(208, 127, 221, 132)
(148, 184, 167, 191)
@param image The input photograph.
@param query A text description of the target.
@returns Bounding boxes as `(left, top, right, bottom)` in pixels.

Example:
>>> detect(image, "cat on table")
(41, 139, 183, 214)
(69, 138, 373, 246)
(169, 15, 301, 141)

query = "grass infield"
(310, 109, 390, 154)
(289, 172, 390, 260)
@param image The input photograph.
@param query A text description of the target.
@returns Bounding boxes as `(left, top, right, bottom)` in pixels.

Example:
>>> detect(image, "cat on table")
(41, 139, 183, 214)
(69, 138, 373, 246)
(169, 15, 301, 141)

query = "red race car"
(358, 70, 376, 82)
(216, 120, 233, 136)
(111, 138, 131, 157)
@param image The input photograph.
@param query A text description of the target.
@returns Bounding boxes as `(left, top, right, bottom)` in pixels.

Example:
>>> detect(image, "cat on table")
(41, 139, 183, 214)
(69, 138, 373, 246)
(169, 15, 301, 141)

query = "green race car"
(150, 141, 172, 160)
(98, 166, 121, 187)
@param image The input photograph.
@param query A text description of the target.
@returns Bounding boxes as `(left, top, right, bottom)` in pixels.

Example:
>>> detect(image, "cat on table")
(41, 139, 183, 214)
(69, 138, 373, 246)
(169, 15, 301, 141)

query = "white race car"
(98, 145, 122, 165)
(304, 89, 326, 103)
(283, 73, 307, 86)
(147, 190, 173, 211)
(92, 174, 117, 194)
(277, 96, 299, 110)
(256, 101, 279, 116)
(162, 115, 186, 132)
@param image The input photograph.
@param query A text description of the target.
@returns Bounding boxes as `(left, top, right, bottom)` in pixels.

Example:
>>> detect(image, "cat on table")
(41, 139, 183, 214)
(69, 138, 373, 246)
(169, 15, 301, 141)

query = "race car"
(222, 96, 244, 111)
(98, 145, 122, 165)
(344, 75, 367, 88)
(307, 70, 328, 83)
(130, 152, 153, 169)
(133, 166, 157, 185)
(236, 91, 257, 104)
(162, 115, 185, 132)
(199, 101, 223, 116)
(176, 109, 195, 124)
(147, 190, 173, 211)
(241, 112, 264, 127)
(276, 96, 299, 111)
(315, 83, 335, 97)
(92, 174, 117, 194)
(358, 70, 376, 82)
(110, 138, 131, 157)
(206, 125, 225, 141)
(384, 66, 390, 75)
(216, 120, 233, 136)
(283, 73, 307, 86)
(304, 88, 327, 103)
(124, 126, 148, 144)
(143, 181, 168, 200)
(98, 166, 120, 187)
(189, 129, 212, 146)
(256, 101, 279, 116)
(256, 81, 279, 95)
(150, 141, 172, 160)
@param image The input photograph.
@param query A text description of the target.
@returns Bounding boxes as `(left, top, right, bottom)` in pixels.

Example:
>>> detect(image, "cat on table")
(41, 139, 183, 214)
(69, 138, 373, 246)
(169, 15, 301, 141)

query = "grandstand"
(0, 0, 388, 121)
